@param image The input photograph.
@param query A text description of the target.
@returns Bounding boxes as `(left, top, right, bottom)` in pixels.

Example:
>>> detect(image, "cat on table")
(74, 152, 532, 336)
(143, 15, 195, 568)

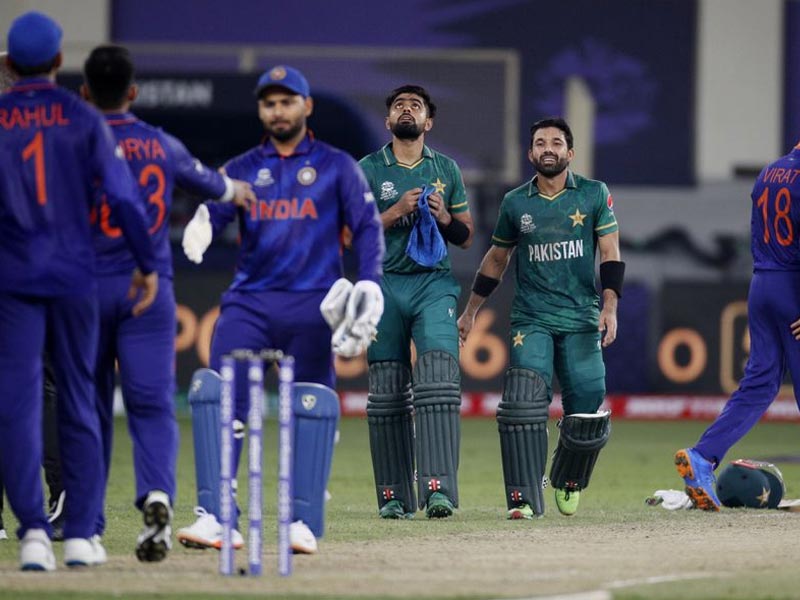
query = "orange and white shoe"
(176, 507, 244, 550)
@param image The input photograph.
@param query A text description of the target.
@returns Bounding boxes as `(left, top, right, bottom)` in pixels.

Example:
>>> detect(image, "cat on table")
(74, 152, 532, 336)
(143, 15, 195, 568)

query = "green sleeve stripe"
(491, 235, 516, 247)
(595, 221, 618, 232)
(451, 202, 469, 214)
(450, 201, 468, 209)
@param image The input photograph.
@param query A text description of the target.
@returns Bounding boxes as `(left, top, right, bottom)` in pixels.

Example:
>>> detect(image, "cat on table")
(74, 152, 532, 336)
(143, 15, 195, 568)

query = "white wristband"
(220, 174, 235, 203)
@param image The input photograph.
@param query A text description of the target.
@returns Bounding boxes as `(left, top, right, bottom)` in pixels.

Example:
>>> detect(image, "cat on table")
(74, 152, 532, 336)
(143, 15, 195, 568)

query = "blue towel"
(406, 185, 447, 267)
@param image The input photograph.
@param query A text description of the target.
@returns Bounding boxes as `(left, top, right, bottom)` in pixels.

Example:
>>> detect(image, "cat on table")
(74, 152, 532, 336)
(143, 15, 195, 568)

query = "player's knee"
(187, 368, 221, 406)
(498, 367, 549, 422)
(563, 377, 605, 415)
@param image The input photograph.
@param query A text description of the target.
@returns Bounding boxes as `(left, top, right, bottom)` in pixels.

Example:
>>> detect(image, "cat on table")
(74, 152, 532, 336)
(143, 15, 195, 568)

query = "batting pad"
(413, 351, 462, 509)
(549, 410, 611, 491)
(497, 368, 549, 515)
(367, 362, 416, 512)
(188, 368, 222, 517)
(292, 382, 339, 538)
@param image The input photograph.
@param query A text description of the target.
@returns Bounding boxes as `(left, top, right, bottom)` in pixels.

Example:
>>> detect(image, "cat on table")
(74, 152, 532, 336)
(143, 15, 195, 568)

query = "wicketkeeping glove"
(320, 278, 354, 330)
(182, 204, 213, 264)
(330, 280, 384, 358)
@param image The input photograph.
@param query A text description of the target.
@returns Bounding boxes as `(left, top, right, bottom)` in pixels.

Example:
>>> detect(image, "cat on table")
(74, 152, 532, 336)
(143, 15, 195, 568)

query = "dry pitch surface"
(2, 505, 797, 599)
(0, 419, 798, 599)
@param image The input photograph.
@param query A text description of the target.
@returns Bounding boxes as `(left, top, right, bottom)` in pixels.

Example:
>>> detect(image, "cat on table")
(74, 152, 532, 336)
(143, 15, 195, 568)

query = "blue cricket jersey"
(0, 78, 155, 296)
(751, 145, 800, 271)
(93, 112, 227, 278)
(206, 133, 383, 292)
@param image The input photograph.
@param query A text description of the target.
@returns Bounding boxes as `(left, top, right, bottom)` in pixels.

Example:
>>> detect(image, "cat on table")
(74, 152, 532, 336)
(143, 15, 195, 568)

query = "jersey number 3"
(756, 187, 794, 247)
(96, 163, 166, 238)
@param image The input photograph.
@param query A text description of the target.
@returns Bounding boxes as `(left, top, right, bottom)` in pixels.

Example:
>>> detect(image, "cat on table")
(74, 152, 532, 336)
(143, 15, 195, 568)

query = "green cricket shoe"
(425, 492, 454, 519)
(379, 500, 414, 520)
(507, 503, 534, 520)
(555, 489, 580, 516)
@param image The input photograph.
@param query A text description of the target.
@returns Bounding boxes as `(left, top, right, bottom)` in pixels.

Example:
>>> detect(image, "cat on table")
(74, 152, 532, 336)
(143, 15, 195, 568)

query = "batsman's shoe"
(64, 535, 107, 567)
(20, 528, 56, 571)
(675, 448, 721, 511)
(507, 503, 535, 520)
(289, 520, 318, 555)
(47, 490, 66, 542)
(555, 489, 580, 516)
(425, 492, 454, 519)
(176, 507, 243, 550)
(379, 500, 414, 520)
(136, 490, 173, 562)
(0, 528, 8, 541)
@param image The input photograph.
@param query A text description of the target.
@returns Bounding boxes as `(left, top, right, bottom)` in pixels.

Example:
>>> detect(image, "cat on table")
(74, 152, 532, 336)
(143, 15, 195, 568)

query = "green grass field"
(1, 416, 799, 599)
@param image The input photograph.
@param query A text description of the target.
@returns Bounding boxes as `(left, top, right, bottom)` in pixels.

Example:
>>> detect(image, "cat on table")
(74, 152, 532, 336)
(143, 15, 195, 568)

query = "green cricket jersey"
(491, 171, 618, 331)
(359, 143, 469, 273)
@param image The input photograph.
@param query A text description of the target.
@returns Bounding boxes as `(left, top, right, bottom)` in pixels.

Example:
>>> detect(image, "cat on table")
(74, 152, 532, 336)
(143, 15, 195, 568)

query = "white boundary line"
(493, 571, 729, 600)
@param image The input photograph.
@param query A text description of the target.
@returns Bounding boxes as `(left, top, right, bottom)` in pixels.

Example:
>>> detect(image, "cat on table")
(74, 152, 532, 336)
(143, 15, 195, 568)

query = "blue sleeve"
(340, 156, 384, 282)
(165, 132, 227, 199)
(90, 118, 156, 274)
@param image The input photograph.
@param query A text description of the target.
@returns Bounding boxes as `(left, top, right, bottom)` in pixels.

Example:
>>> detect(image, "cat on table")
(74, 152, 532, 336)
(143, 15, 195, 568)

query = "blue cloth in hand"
(405, 185, 447, 267)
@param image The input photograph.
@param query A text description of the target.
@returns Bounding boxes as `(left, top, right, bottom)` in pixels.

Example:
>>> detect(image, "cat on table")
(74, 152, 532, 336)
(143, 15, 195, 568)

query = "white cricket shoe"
(0, 528, 8, 541)
(289, 520, 317, 554)
(64, 535, 106, 567)
(136, 490, 173, 562)
(20, 528, 56, 571)
(176, 506, 244, 550)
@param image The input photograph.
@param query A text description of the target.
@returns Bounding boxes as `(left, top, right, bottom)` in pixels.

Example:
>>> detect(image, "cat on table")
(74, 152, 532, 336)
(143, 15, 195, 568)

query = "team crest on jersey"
(254, 168, 274, 186)
(380, 181, 398, 201)
(297, 166, 317, 185)
(607, 194, 614, 211)
(301, 394, 317, 411)
(520, 213, 536, 234)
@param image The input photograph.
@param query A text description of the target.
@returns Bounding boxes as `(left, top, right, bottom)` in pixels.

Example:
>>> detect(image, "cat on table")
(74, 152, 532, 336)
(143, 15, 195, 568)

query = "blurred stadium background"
(3, 0, 798, 421)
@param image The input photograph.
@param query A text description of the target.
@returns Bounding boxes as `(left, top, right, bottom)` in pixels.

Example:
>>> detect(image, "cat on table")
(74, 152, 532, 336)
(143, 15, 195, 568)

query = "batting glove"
(182, 204, 213, 264)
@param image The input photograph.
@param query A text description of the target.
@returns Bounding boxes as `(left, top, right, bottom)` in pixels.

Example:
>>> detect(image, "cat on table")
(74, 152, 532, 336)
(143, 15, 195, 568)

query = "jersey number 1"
(756, 187, 794, 247)
(22, 131, 47, 205)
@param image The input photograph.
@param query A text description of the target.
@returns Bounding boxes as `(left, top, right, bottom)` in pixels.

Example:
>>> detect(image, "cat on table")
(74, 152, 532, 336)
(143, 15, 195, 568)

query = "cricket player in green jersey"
(458, 117, 622, 519)
(359, 85, 474, 519)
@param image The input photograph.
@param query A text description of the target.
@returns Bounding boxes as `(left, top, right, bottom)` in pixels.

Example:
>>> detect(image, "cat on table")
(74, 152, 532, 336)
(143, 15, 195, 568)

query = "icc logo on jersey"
(254, 168, 274, 186)
(297, 166, 317, 185)
(380, 181, 398, 201)
(520, 213, 536, 233)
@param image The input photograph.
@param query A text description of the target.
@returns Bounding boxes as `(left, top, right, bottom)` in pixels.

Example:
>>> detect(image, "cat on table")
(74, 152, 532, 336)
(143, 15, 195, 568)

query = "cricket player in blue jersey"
(0, 12, 157, 571)
(176, 65, 384, 554)
(80, 45, 256, 562)
(676, 143, 800, 510)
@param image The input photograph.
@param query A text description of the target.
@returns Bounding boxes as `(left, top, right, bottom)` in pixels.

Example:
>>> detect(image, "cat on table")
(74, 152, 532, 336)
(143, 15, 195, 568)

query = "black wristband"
(472, 272, 500, 297)
(599, 260, 625, 298)
(438, 218, 470, 246)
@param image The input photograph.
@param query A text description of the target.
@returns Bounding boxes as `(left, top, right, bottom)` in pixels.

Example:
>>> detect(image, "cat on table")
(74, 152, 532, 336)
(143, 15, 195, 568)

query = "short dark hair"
(530, 117, 574, 149)
(8, 55, 59, 77)
(385, 84, 437, 118)
(83, 45, 134, 110)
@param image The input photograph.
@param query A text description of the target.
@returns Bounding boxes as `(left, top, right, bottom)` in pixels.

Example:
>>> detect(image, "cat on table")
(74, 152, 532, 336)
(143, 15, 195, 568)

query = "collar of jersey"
(528, 170, 576, 200)
(105, 111, 137, 126)
(381, 142, 433, 168)
(10, 77, 56, 93)
(261, 131, 314, 158)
